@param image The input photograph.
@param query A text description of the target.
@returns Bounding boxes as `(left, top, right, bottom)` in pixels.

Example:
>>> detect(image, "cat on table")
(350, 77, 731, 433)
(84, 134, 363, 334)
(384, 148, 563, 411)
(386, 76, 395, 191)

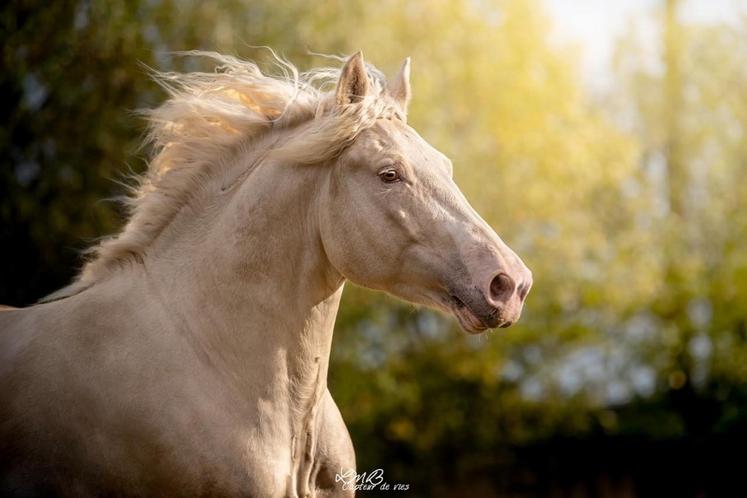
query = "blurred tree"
(2, 0, 152, 305)
(611, 1, 747, 438)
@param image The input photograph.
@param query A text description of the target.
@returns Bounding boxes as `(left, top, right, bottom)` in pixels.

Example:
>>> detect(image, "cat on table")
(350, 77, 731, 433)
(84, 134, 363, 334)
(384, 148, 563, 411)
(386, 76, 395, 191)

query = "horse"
(0, 51, 532, 497)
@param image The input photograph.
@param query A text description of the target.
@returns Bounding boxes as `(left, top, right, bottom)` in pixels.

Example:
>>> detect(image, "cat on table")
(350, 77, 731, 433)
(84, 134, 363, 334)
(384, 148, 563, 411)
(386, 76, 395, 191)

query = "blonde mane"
(43, 51, 401, 302)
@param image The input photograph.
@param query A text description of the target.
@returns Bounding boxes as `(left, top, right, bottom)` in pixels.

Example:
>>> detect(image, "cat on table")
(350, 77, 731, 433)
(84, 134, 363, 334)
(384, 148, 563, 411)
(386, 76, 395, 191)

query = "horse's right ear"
(336, 51, 369, 105)
(388, 57, 411, 115)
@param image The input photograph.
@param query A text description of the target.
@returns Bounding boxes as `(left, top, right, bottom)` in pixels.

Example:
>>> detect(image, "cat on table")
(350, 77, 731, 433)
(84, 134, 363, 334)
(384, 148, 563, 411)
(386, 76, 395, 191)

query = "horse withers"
(0, 51, 531, 497)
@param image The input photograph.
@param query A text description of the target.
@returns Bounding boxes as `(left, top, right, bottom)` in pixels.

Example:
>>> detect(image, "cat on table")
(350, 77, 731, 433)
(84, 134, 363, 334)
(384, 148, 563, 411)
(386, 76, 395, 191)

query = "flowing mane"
(43, 51, 401, 302)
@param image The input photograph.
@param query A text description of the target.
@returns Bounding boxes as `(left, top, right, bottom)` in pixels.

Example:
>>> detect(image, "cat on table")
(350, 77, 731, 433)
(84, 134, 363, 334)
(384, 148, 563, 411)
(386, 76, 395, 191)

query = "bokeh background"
(2, 0, 747, 496)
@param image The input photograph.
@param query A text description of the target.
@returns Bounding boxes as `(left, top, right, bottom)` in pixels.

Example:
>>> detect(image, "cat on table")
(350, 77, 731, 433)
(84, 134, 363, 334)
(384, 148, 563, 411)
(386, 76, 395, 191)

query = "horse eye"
(379, 169, 401, 183)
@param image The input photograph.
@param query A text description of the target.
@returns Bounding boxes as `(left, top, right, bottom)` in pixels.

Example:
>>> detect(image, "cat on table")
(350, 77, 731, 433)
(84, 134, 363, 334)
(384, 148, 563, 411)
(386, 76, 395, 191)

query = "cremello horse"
(0, 51, 531, 497)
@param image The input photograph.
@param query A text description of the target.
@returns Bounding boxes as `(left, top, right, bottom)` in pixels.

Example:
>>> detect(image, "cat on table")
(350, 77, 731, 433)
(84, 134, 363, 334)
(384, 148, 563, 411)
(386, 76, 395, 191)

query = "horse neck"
(140, 150, 344, 408)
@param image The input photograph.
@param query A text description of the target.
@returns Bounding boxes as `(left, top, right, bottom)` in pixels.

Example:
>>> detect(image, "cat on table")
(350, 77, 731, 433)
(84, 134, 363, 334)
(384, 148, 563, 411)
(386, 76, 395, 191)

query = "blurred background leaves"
(2, 0, 747, 496)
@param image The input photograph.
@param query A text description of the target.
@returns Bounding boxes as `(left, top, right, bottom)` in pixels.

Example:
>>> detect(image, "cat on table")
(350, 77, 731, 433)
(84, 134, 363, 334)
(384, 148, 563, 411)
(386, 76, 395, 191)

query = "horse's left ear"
(388, 57, 412, 115)
(336, 51, 369, 105)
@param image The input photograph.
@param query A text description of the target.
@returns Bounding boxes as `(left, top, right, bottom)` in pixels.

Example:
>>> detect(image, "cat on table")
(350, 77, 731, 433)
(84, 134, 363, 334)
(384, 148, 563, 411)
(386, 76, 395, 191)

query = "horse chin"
(454, 309, 489, 334)
(407, 287, 494, 334)
(447, 295, 490, 334)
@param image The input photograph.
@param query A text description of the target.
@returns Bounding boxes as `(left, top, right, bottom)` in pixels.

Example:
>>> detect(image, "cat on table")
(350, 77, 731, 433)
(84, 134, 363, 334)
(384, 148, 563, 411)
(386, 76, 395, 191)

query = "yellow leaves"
(668, 370, 687, 390)
(387, 417, 416, 442)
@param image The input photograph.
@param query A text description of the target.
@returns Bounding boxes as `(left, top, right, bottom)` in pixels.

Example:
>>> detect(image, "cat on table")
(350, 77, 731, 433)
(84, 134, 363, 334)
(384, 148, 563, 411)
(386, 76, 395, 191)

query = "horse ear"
(336, 51, 369, 105)
(388, 57, 411, 114)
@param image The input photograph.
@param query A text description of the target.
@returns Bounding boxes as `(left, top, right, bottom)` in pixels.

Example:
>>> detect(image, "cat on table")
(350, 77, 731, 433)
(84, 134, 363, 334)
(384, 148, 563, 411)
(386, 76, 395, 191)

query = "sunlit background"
(2, 0, 746, 496)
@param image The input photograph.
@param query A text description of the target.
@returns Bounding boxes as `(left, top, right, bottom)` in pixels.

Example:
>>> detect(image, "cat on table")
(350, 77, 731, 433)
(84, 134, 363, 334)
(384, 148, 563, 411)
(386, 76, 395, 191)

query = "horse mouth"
(448, 294, 491, 334)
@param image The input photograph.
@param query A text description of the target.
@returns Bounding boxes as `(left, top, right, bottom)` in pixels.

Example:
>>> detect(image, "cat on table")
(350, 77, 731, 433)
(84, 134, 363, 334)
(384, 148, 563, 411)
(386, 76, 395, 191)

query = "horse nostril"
(489, 273, 516, 304)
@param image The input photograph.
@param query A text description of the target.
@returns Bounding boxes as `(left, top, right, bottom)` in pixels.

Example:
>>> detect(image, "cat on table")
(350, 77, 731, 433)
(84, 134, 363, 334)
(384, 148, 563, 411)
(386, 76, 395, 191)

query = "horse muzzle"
(446, 269, 532, 334)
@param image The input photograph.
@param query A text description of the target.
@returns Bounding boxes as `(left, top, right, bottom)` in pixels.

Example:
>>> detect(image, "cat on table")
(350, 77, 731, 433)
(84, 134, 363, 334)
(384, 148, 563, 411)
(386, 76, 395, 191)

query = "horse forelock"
(42, 51, 400, 302)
